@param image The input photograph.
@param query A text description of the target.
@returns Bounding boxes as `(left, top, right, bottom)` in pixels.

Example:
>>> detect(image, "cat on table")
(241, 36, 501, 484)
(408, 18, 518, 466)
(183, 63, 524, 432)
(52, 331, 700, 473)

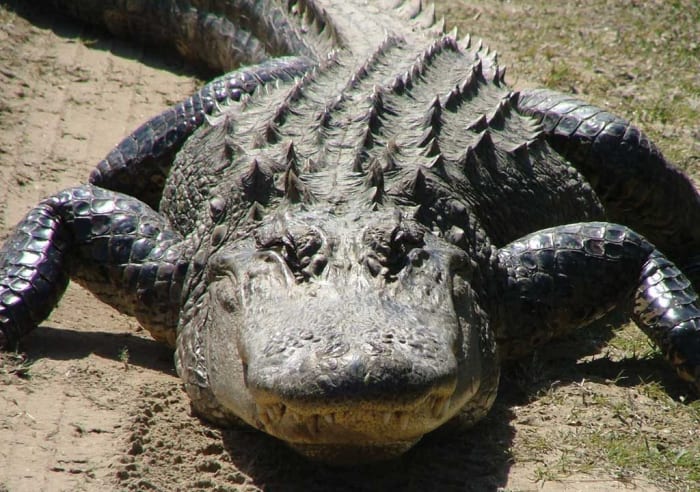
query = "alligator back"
(165, 32, 604, 249)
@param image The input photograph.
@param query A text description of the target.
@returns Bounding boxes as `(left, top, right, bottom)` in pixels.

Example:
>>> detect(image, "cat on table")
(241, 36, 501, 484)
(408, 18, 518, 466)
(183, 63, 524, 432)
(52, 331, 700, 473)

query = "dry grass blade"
(0, 351, 32, 380)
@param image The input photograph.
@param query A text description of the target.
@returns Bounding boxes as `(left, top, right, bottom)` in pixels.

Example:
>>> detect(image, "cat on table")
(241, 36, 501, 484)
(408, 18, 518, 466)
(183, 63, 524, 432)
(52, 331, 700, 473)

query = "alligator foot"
(497, 222, 700, 391)
(0, 185, 189, 348)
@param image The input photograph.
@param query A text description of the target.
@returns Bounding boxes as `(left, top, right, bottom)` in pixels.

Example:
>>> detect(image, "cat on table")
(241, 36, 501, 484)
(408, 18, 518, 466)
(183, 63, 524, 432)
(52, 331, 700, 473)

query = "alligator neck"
(300, 0, 444, 61)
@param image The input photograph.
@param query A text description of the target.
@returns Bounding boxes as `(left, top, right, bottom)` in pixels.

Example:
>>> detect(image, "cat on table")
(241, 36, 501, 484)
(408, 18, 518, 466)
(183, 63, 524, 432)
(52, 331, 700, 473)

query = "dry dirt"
(0, 2, 698, 491)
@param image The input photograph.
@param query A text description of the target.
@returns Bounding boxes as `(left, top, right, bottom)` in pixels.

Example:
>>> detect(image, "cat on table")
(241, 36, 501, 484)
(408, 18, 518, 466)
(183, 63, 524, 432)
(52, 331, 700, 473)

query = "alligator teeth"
(257, 403, 287, 426)
(260, 402, 451, 432)
(257, 405, 271, 426)
(306, 415, 320, 436)
(396, 412, 409, 431)
(272, 403, 286, 421)
(431, 397, 450, 419)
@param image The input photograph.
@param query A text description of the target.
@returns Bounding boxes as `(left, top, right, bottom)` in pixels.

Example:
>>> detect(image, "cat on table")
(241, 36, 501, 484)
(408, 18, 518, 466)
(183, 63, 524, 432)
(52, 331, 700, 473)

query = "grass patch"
(507, 376, 700, 489)
(607, 323, 658, 361)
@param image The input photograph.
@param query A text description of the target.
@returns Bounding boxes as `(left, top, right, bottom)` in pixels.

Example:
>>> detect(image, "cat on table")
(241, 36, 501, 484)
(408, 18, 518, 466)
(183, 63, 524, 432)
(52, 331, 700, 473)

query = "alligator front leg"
(496, 222, 700, 391)
(0, 185, 190, 350)
(90, 57, 313, 209)
(515, 89, 700, 282)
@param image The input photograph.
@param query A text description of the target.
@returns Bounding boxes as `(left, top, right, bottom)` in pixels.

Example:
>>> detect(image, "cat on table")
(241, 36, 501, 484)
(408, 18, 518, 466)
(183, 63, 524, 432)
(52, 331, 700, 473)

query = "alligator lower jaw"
(287, 439, 422, 465)
(251, 395, 455, 463)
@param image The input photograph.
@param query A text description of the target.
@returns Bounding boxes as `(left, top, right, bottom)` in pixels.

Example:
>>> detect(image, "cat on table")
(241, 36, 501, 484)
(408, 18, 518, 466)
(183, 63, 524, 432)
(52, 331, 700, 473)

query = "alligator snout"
(248, 350, 457, 455)
(238, 292, 462, 459)
(202, 220, 487, 462)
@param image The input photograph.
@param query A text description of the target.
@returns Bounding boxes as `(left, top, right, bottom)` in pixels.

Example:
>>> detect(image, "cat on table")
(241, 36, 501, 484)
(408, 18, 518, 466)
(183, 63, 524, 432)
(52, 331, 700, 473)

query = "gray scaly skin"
(1, 0, 699, 464)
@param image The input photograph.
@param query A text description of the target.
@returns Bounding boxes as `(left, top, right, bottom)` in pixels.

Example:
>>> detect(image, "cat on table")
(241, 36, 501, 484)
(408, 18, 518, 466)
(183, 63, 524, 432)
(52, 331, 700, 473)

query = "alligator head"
(184, 207, 498, 464)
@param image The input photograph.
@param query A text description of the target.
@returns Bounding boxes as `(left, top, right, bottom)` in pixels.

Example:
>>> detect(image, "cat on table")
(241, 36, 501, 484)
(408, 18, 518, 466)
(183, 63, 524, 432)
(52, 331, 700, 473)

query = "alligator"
(2, 0, 699, 465)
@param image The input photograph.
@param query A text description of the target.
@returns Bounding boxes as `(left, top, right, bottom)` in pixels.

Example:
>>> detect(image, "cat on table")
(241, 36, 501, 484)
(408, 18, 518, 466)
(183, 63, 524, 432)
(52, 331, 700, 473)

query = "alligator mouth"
(252, 392, 454, 463)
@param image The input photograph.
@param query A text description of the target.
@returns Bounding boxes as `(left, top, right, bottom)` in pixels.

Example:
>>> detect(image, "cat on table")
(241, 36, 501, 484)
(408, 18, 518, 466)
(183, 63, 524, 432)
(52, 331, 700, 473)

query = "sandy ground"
(0, 2, 697, 491)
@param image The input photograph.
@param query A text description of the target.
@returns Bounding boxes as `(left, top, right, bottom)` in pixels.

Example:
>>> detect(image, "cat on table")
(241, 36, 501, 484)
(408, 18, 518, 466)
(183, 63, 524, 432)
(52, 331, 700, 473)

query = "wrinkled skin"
(1, 0, 699, 465)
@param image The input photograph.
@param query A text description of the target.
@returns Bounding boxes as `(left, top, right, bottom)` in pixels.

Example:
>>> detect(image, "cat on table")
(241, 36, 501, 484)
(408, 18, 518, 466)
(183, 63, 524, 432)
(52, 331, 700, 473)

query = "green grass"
(508, 373, 700, 488)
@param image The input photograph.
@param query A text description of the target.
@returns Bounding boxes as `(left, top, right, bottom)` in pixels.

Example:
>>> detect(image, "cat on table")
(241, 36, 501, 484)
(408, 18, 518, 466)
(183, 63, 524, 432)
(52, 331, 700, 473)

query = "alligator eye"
(390, 222, 425, 254)
(255, 228, 326, 281)
(363, 221, 426, 280)
(294, 231, 328, 279)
